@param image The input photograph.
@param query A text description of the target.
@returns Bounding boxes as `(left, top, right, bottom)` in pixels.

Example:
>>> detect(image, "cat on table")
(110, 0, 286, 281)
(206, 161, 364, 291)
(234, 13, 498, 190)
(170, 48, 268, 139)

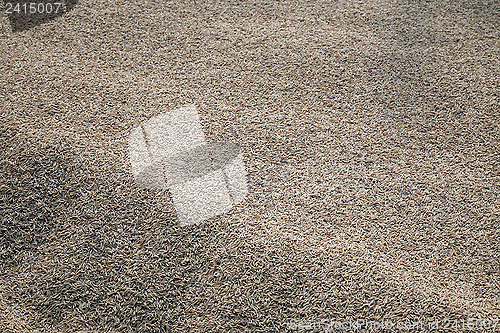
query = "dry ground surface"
(0, 0, 499, 332)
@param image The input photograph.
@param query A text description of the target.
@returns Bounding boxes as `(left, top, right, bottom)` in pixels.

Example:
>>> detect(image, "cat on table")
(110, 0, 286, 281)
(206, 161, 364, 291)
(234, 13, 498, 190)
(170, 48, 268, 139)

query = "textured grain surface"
(0, 0, 499, 332)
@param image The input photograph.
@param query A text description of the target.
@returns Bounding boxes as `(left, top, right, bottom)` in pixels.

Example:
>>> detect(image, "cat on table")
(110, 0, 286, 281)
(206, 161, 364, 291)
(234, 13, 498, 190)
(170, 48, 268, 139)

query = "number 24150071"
(5, 2, 63, 14)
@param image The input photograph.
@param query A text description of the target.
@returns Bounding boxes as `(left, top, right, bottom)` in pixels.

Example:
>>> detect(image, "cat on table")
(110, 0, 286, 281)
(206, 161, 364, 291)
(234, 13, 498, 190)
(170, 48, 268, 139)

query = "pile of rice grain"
(1, 0, 498, 331)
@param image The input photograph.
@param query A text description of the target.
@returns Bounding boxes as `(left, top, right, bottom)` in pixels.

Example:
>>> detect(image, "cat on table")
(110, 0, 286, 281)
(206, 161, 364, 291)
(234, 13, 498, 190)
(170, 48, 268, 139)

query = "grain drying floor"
(0, 0, 499, 332)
